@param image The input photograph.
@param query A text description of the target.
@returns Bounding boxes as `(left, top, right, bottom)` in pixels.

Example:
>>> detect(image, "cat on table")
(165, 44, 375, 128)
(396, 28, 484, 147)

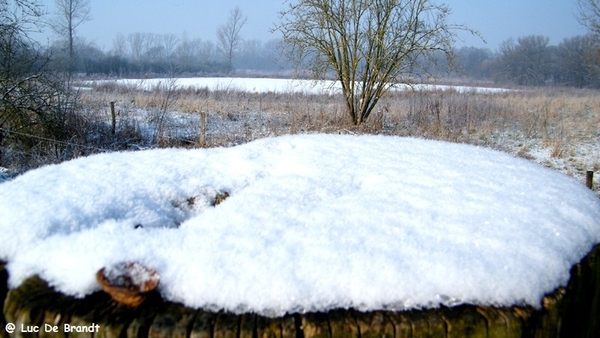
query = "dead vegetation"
(83, 83, 599, 149)
(5, 80, 600, 192)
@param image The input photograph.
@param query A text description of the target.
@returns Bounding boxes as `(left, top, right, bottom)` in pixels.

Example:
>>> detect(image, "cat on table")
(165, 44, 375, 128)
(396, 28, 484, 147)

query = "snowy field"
(88, 77, 512, 95)
(1, 134, 599, 316)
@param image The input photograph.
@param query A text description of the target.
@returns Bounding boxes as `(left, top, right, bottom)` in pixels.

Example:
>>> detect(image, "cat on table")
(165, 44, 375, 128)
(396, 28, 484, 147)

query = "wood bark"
(2, 244, 599, 337)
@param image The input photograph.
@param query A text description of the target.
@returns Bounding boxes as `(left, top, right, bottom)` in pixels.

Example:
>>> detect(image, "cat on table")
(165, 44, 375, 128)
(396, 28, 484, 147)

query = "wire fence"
(0, 127, 112, 153)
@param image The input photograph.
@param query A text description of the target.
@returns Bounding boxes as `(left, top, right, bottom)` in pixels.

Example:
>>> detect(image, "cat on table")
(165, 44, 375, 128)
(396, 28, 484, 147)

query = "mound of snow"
(1, 134, 599, 316)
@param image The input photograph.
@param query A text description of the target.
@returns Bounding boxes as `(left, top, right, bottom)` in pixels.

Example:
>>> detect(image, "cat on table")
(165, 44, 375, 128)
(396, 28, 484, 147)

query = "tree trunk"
(2, 244, 599, 338)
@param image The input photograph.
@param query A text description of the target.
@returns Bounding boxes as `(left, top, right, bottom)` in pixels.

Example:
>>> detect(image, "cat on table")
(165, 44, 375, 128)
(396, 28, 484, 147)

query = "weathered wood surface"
(2, 244, 599, 338)
(1, 262, 8, 338)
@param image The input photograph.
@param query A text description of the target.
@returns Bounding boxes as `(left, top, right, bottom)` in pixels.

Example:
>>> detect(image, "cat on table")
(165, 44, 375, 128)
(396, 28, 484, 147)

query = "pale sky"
(36, 0, 588, 51)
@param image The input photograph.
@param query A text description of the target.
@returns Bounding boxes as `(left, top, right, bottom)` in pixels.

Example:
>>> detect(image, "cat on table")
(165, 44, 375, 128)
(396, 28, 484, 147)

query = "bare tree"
(495, 36, 551, 86)
(51, 0, 90, 72)
(128, 32, 146, 61)
(276, 0, 476, 125)
(112, 33, 128, 57)
(1, 0, 83, 167)
(555, 35, 600, 87)
(175, 33, 197, 70)
(1, 0, 47, 149)
(578, 0, 600, 37)
(162, 33, 179, 60)
(217, 6, 247, 72)
(198, 40, 218, 63)
(1, 0, 49, 140)
(147, 34, 179, 64)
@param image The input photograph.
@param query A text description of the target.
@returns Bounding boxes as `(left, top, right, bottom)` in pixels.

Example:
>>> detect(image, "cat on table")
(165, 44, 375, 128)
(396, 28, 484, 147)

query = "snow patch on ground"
(87, 77, 512, 95)
(1, 134, 599, 316)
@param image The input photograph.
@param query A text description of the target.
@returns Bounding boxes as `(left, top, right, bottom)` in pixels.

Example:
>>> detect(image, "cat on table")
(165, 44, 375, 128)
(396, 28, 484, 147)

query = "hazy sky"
(37, 0, 588, 51)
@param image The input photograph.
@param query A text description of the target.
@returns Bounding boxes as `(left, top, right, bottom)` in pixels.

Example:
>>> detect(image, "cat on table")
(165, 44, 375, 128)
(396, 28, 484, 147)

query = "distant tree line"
(45, 33, 288, 77)
(454, 34, 600, 88)
(33, 0, 600, 88)
(45, 32, 598, 88)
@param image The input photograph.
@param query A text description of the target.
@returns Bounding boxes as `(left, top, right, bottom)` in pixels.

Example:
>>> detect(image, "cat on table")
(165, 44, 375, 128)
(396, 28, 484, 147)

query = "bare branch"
(577, 0, 600, 37)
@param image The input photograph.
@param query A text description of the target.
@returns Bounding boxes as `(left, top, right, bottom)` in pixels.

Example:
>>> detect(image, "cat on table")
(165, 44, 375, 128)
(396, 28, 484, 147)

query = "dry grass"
(77, 82, 600, 190)
(80, 83, 600, 149)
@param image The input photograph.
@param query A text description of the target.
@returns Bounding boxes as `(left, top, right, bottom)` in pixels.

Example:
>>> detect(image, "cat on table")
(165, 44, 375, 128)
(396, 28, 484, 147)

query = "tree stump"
(2, 244, 599, 337)
(0, 262, 8, 338)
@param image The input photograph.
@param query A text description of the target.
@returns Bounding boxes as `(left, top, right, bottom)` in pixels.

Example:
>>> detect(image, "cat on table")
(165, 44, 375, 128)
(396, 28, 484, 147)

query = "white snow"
(1, 134, 599, 316)
(88, 77, 512, 95)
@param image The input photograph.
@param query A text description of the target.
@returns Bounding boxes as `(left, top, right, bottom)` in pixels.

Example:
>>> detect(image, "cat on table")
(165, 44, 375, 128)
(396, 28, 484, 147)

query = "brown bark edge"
(1, 244, 599, 338)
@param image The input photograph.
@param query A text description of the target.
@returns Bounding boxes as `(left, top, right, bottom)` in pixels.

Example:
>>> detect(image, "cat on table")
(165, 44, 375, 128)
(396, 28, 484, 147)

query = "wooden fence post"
(198, 111, 207, 148)
(110, 102, 116, 136)
(586, 171, 594, 190)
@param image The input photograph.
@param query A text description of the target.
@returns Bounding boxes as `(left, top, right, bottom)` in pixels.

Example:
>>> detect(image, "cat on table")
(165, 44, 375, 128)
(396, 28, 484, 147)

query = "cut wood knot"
(96, 262, 160, 307)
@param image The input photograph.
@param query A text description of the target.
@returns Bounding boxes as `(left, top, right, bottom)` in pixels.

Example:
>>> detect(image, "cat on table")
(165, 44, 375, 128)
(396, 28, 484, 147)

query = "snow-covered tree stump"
(0, 262, 7, 338)
(1, 244, 599, 338)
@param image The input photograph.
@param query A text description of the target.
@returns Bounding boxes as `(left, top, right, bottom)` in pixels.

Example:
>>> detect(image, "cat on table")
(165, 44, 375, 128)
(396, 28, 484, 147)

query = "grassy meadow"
(79, 80, 600, 191)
